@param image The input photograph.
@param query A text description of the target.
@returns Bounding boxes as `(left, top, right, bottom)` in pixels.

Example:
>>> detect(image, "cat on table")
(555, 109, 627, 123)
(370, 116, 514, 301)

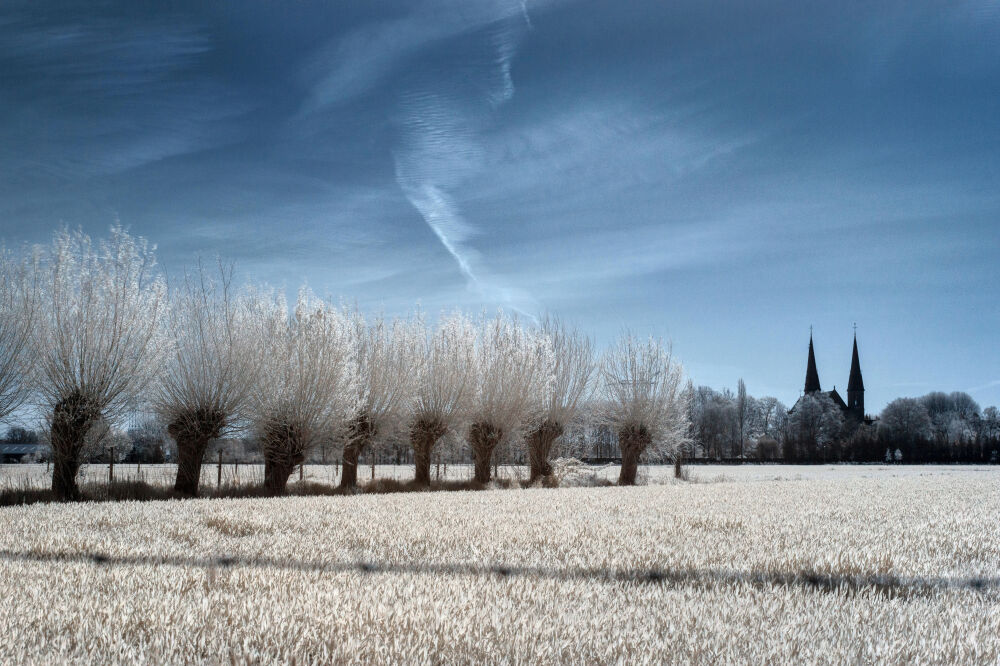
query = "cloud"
(297, 0, 552, 113)
(385, 2, 540, 316)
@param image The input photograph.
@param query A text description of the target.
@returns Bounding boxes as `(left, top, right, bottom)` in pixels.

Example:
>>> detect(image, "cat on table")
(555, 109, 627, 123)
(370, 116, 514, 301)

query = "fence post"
(108, 446, 115, 484)
(217, 451, 223, 487)
(299, 463, 303, 481)
(370, 455, 375, 480)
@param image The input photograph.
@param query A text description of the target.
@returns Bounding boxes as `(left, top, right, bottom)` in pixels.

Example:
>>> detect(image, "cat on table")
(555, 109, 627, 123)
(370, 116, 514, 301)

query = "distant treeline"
(684, 385, 998, 464)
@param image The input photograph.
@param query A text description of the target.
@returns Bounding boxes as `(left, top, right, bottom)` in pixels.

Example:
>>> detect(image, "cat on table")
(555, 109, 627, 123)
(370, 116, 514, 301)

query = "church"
(792, 330, 870, 424)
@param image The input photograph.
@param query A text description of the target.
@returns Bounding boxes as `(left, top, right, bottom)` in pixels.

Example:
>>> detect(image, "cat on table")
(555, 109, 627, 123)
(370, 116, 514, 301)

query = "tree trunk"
(49, 392, 99, 502)
(51, 446, 83, 501)
(264, 457, 298, 495)
(340, 414, 375, 490)
(172, 435, 212, 496)
(617, 424, 651, 486)
(470, 421, 503, 484)
(169, 411, 226, 497)
(528, 420, 563, 483)
(410, 417, 446, 486)
(340, 441, 360, 489)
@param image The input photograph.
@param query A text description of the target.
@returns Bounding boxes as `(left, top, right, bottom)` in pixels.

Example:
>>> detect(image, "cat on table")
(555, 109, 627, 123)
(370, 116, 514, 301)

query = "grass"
(0, 469, 997, 664)
(0, 473, 536, 507)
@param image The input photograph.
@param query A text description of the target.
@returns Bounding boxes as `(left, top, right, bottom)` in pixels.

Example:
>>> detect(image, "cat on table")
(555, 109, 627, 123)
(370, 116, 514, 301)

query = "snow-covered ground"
(0, 468, 997, 664)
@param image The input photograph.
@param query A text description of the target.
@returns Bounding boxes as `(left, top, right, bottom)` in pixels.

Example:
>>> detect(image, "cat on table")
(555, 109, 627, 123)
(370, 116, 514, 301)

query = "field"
(1, 466, 998, 664)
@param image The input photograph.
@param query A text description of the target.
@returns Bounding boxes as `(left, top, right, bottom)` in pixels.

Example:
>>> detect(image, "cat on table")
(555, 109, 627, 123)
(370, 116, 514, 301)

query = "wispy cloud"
(387, 1, 539, 316)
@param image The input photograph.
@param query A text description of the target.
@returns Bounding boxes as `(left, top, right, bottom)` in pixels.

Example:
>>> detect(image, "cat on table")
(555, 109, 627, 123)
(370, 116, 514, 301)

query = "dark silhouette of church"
(793, 330, 869, 424)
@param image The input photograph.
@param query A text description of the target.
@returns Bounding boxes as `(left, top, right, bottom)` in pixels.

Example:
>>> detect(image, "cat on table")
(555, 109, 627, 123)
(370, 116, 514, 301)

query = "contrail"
(400, 181, 481, 289)
(394, 2, 533, 313)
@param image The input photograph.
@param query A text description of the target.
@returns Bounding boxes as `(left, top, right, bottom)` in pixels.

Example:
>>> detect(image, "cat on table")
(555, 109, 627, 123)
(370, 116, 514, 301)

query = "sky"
(1, 0, 998, 412)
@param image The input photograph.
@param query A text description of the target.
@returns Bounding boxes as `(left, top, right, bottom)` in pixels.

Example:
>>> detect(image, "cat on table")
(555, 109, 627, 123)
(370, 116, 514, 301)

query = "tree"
(0, 246, 39, 421)
(340, 313, 422, 489)
(32, 227, 169, 500)
(786, 393, 843, 462)
(756, 396, 787, 441)
(151, 262, 259, 495)
(525, 316, 596, 483)
(600, 334, 689, 485)
(409, 312, 475, 486)
(687, 385, 735, 459)
(879, 398, 932, 448)
(247, 289, 357, 495)
(466, 312, 553, 484)
(735, 378, 748, 460)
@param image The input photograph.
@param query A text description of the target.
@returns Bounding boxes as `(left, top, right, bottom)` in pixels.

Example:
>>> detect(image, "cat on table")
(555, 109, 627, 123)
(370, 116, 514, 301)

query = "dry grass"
(0, 467, 997, 664)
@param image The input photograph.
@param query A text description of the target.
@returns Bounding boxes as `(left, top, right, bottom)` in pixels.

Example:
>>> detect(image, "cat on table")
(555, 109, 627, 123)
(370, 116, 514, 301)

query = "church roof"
(848, 334, 864, 392)
(827, 388, 847, 410)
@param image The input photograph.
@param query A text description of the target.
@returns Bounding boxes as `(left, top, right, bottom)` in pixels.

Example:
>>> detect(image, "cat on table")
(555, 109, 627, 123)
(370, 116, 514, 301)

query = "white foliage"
(247, 289, 358, 460)
(151, 261, 259, 435)
(0, 247, 40, 420)
(411, 311, 477, 427)
(538, 315, 597, 428)
(467, 310, 555, 440)
(32, 226, 169, 421)
(599, 333, 689, 458)
(350, 310, 425, 434)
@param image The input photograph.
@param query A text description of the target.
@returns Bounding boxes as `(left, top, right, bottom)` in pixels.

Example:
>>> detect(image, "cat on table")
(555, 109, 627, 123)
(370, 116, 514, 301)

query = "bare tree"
(467, 312, 553, 484)
(525, 316, 595, 483)
(879, 398, 933, 444)
(32, 227, 169, 500)
(247, 289, 358, 495)
(0, 247, 40, 421)
(340, 313, 423, 489)
(600, 333, 688, 485)
(736, 378, 748, 460)
(409, 312, 475, 486)
(786, 393, 844, 461)
(151, 262, 259, 495)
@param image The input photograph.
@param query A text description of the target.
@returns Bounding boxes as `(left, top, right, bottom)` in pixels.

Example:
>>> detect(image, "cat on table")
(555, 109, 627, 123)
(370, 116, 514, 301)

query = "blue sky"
(1, 0, 998, 412)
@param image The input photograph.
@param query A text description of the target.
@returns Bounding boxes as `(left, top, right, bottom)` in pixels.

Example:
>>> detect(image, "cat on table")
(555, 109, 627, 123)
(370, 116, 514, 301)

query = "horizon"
(2, 0, 998, 413)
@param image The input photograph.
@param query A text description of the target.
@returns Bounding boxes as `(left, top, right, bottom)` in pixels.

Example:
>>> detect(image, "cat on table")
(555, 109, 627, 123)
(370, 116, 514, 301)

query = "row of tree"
(685, 384, 998, 463)
(0, 227, 691, 500)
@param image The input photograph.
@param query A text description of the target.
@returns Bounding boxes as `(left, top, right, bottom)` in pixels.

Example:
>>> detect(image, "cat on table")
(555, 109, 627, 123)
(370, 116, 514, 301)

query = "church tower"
(847, 331, 865, 419)
(804, 331, 821, 394)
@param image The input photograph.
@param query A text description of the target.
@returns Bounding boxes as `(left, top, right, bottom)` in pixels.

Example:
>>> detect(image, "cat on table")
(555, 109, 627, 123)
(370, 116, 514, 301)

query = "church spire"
(847, 328, 865, 416)
(804, 329, 821, 394)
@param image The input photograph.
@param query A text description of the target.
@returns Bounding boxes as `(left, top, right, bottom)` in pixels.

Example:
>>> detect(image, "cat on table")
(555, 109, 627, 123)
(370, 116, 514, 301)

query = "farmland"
(0, 466, 998, 664)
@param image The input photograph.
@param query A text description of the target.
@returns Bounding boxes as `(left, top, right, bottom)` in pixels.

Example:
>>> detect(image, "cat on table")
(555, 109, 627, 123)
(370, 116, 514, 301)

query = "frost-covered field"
(1, 467, 998, 664)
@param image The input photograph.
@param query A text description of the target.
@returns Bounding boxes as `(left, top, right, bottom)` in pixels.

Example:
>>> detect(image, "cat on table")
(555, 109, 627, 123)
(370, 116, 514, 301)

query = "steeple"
(804, 330, 821, 394)
(847, 328, 864, 416)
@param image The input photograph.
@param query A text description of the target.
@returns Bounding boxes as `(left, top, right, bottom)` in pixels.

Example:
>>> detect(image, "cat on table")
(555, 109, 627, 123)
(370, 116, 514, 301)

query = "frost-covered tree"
(247, 289, 357, 495)
(409, 312, 475, 486)
(151, 263, 259, 496)
(0, 247, 40, 420)
(786, 393, 843, 461)
(340, 313, 423, 489)
(33, 227, 169, 500)
(879, 398, 933, 444)
(600, 334, 688, 485)
(467, 312, 553, 484)
(525, 316, 595, 483)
